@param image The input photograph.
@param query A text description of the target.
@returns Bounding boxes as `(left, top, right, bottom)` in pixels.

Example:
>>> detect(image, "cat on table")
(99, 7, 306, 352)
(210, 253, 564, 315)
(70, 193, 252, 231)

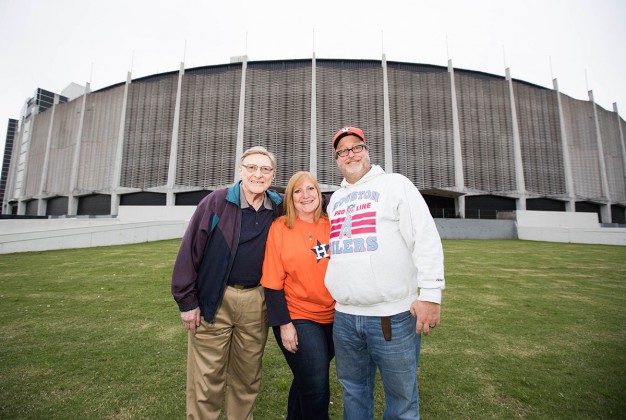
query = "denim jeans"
(333, 310, 421, 420)
(272, 319, 335, 420)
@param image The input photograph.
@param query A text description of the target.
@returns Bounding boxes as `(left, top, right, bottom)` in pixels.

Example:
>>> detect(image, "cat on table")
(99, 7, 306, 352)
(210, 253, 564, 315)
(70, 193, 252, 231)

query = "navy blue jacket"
(171, 182, 283, 323)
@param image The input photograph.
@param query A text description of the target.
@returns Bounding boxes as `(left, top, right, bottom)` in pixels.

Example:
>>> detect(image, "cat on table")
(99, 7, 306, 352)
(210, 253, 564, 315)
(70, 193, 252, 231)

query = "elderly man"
(172, 146, 282, 419)
(324, 126, 445, 419)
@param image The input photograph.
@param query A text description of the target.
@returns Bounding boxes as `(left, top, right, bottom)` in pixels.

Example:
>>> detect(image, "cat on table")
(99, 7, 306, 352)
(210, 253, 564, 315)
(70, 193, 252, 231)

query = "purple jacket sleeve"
(171, 199, 214, 312)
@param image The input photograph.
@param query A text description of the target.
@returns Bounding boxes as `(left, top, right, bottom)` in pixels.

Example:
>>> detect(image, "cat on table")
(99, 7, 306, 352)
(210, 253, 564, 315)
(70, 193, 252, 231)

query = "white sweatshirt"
(324, 165, 445, 316)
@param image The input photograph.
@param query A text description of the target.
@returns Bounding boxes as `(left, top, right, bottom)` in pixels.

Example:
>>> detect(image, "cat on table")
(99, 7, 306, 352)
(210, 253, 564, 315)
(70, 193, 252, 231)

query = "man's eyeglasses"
(241, 164, 274, 175)
(336, 144, 368, 158)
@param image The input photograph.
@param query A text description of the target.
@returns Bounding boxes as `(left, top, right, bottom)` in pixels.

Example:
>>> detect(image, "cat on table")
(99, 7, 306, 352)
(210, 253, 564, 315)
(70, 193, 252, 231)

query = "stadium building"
(2, 55, 625, 224)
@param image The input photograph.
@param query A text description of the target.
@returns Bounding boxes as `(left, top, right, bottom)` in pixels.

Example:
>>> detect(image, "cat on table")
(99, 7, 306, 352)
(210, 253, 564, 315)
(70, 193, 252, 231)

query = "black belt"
(229, 284, 259, 290)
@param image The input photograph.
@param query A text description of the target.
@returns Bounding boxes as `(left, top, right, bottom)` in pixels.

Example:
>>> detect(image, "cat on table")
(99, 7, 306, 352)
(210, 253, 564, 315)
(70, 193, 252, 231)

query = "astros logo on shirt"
(311, 240, 330, 262)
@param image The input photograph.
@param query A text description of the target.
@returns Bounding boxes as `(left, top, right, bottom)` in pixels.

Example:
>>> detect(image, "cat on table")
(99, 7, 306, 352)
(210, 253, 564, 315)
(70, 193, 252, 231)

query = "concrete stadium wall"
(435, 219, 518, 240)
(0, 218, 188, 254)
(516, 210, 626, 246)
(0, 206, 195, 254)
(1, 208, 624, 255)
(0, 213, 517, 255)
(116, 205, 196, 221)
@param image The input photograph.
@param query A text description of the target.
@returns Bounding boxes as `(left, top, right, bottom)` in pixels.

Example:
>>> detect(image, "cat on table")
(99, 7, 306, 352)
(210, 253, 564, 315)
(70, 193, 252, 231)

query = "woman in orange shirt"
(261, 171, 335, 420)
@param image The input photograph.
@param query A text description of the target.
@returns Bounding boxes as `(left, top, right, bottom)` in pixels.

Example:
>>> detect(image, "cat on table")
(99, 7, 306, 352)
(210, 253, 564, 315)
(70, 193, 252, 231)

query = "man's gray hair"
(240, 146, 277, 169)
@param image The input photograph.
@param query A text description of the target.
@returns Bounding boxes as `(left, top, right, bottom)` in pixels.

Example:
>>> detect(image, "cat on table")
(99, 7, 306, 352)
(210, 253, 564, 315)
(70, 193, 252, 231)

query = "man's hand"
(410, 300, 441, 336)
(180, 307, 201, 334)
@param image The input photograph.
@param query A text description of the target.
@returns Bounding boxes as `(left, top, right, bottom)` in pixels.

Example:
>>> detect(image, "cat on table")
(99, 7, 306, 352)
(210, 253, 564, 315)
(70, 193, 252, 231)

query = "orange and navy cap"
(332, 126, 366, 150)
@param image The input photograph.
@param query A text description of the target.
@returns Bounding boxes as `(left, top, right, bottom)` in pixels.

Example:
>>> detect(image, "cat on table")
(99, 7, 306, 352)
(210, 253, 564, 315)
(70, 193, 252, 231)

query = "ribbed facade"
(78, 85, 125, 192)
(122, 74, 177, 189)
(388, 64, 455, 190)
(177, 65, 241, 189)
(457, 71, 516, 193)
(46, 99, 82, 195)
(0, 119, 18, 204)
(597, 106, 626, 203)
(515, 82, 565, 196)
(2, 57, 625, 223)
(23, 110, 51, 197)
(245, 60, 312, 185)
(315, 60, 385, 185)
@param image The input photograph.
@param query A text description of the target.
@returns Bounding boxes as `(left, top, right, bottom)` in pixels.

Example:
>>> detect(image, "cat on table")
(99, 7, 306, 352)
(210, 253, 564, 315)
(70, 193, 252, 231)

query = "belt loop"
(381, 316, 392, 341)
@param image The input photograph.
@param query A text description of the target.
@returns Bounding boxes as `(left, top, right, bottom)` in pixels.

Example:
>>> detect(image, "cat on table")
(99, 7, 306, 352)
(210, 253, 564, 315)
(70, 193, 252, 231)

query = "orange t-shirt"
(261, 216, 335, 324)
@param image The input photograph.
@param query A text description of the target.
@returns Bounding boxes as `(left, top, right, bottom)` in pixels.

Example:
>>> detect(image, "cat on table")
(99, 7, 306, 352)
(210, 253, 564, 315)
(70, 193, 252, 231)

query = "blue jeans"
(333, 311, 421, 420)
(272, 319, 335, 420)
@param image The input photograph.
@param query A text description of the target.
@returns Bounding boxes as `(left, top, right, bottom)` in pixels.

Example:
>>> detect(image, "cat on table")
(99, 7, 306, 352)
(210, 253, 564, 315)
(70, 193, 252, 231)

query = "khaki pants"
(186, 286, 268, 420)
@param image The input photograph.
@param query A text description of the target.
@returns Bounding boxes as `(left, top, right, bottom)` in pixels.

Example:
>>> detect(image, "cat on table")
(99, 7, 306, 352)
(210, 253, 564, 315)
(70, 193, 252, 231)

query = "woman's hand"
(280, 322, 298, 353)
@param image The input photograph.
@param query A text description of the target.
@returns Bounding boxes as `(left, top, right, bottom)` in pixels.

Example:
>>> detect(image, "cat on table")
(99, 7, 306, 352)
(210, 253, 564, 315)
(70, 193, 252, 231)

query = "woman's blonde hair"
(283, 171, 326, 228)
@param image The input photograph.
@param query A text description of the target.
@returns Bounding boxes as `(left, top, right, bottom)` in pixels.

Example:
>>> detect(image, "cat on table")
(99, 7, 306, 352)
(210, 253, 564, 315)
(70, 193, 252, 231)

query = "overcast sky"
(1, 0, 625, 152)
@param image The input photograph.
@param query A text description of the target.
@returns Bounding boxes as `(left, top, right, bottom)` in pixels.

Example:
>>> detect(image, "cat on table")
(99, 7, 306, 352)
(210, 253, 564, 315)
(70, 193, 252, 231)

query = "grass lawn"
(0, 239, 624, 419)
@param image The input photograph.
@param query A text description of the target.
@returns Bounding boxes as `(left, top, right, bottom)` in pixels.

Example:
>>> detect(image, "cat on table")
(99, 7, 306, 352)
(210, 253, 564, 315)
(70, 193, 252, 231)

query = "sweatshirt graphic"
(330, 197, 379, 255)
(324, 165, 445, 316)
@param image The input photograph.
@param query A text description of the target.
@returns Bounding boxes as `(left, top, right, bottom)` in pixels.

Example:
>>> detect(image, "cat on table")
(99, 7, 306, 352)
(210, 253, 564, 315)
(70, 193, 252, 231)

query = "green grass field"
(0, 239, 624, 419)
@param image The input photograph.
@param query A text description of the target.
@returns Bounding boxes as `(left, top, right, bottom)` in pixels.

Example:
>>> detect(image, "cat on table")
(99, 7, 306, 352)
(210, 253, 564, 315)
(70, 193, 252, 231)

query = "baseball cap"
(332, 126, 366, 150)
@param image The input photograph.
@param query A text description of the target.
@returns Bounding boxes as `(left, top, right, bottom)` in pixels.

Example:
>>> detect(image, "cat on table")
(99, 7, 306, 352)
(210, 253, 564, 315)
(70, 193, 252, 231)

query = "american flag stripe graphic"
(330, 211, 377, 238)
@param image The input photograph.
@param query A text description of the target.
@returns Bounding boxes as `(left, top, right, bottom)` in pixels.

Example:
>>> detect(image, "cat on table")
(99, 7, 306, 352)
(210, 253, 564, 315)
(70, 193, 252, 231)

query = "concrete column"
(505, 68, 526, 211)
(6, 119, 24, 214)
(68, 83, 90, 215)
(110, 72, 132, 216)
(448, 60, 465, 218)
(614, 103, 626, 188)
(37, 94, 61, 216)
(589, 90, 611, 222)
(382, 54, 393, 172)
(234, 56, 248, 182)
(166, 62, 185, 206)
(310, 53, 317, 177)
(553, 79, 575, 211)
(15, 115, 30, 215)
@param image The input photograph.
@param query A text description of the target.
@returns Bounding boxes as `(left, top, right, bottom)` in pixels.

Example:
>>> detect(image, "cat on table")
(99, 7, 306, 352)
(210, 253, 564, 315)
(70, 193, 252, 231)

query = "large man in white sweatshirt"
(324, 126, 445, 420)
